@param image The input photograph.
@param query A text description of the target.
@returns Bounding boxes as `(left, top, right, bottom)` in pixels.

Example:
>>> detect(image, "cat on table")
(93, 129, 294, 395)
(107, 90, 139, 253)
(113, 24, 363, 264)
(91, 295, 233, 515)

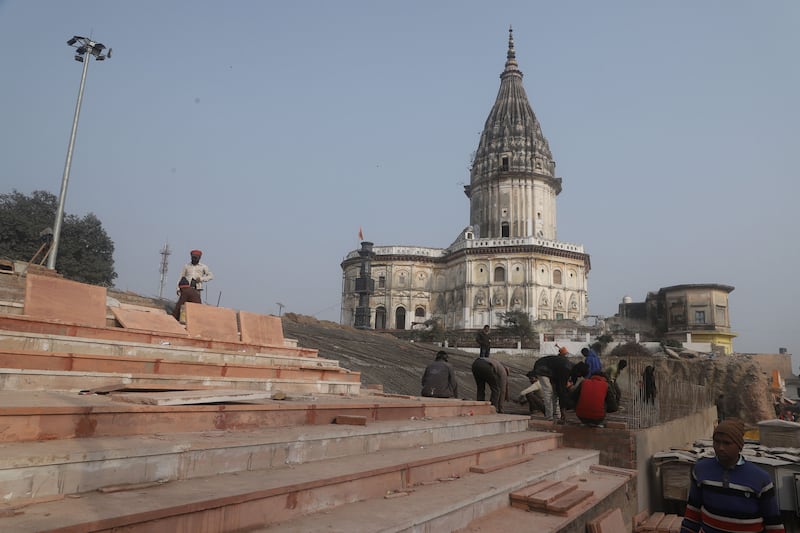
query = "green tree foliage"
(592, 333, 614, 354)
(498, 309, 534, 343)
(0, 190, 117, 286)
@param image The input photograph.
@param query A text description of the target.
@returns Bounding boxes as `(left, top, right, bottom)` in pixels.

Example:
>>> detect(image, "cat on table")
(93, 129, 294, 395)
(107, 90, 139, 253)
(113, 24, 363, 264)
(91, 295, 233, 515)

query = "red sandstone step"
(0, 434, 580, 532)
(257, 451, 622, 533)
(0, 414, 532, 505)
(459, 466, 637, 533)
(0, 314, 316, 356)
(0, 367, 360, 397)
(0, 390, 497, 443)
(0, 347, 358, 383)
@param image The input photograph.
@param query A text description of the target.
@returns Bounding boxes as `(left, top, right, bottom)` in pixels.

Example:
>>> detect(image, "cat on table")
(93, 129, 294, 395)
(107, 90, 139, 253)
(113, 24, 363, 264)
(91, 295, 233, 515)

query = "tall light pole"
(47, 36, 111, 270)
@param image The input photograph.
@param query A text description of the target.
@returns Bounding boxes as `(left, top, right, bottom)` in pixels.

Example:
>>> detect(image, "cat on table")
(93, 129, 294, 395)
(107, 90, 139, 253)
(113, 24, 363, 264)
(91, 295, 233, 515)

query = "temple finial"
(504, 25, 518, 73)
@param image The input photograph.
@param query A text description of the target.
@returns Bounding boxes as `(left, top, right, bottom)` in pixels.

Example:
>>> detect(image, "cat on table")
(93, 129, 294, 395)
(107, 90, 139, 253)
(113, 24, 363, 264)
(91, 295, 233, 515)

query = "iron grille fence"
(611, 358, 714, 429)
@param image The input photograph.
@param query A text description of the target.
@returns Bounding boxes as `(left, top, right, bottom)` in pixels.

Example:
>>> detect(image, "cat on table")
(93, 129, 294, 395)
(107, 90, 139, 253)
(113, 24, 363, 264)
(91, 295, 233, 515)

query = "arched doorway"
(375, 307, 386, 329)
(395, 306, 406, 330)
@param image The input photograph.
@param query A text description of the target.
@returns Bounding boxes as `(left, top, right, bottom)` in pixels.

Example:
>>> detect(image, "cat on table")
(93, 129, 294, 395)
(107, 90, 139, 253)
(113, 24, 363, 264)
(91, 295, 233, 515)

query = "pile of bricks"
(509, 479, 593, 515)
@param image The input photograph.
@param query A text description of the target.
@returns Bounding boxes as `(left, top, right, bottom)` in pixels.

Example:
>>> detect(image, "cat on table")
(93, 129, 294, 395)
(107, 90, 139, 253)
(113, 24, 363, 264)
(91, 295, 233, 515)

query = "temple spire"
(503, 25, 521, 76)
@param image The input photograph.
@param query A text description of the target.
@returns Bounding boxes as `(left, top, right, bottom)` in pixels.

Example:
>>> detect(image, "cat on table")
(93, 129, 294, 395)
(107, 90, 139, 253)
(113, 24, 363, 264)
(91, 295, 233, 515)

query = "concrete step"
(0, 329, 325, 367)
(0, 414, 531, 504)
(0, 314, 314, 357)
(0, 347, 358, 387)
(0, 366, 361, 396)
(257, 459, 633, 533)
(456, 464, 637, 533)
(0, 430, 569, 532)
(0, 390, 497, 443)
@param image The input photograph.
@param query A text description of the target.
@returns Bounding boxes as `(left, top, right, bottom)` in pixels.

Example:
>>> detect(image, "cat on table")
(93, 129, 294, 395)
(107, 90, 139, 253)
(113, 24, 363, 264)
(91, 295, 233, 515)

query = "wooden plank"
(545, 488, 593, 515)
(509, 479, 560, 509)
(589, 463, 636, 479)
(334, 415, 367, 426)
(656, 515, 681, 532)
(669, 515, 684, 533)
(527, 481, 578, 509)
(469, 453, 533, 474)
(633, 510, 650, 529)
(595, 508, 625, 533)
(110, 389, 273, 406)
(81, 383, 215, 395)
(587, 508, 616, 533)
(640, 512, 665, 531)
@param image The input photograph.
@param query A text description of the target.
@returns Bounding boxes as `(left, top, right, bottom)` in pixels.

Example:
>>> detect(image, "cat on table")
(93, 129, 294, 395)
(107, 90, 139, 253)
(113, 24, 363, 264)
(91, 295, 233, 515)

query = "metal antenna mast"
(158, 242, 171, 298)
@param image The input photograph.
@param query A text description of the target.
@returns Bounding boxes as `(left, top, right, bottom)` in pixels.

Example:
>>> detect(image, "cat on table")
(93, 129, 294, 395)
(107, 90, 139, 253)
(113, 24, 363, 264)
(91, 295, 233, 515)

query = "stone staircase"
(0, 273, 637, 531)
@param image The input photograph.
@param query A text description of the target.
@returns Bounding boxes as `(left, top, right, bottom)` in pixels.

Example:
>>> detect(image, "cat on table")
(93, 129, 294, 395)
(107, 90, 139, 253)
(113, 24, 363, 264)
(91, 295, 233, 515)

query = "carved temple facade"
(341, 29, 591, 331)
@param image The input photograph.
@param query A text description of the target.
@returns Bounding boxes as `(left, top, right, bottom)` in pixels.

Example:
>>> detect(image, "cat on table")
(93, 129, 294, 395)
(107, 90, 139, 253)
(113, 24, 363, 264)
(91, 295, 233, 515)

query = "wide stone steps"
(0, 429, 573, 532)
(0, 325, 360, 396)
(0, 414, 529, 504)
(0, 314, 314, 357)
(0, 390, 496, 443)
(0, 346, 358, 391)
(0, 367, 359, 396)
(257, 462, 633, 533)
(0, 330, 327, 367)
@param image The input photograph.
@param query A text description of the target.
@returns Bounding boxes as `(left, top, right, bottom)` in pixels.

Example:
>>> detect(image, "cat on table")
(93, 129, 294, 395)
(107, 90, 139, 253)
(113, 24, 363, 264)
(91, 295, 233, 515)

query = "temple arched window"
(395, 307, 406, 330)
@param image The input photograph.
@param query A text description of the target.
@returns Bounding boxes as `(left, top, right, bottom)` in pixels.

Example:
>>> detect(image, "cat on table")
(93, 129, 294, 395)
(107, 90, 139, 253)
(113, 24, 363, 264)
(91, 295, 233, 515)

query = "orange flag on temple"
(358, 226, 364, 241)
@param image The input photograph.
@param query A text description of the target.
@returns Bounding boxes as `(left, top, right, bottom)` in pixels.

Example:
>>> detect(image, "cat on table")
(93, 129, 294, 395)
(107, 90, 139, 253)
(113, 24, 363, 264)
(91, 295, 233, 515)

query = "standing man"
(532, 353, 574, 423)
(179, 249, 214, 295)
(680, 419, 785, 533)
(421, 351, 459, 398)
(476, 325, 491, 358)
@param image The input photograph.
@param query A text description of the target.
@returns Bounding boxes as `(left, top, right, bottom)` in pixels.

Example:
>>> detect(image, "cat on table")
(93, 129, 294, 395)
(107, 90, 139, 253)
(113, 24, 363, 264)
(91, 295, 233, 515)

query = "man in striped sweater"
(680, 419, 785, 533)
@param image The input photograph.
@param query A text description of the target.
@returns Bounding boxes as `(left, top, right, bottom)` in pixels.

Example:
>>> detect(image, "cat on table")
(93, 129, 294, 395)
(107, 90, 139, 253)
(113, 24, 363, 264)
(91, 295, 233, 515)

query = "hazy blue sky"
(2, 2, 798, 370)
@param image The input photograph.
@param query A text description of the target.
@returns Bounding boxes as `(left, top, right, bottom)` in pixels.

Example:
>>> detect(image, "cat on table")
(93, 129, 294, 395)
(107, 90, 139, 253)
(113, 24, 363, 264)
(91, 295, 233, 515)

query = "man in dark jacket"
(471, 355, 507, 413)
(171, 277, 202, 321)
(476, 325, 491, 358)
(421, 351, 459, 398)
(532, 354, 574, 422)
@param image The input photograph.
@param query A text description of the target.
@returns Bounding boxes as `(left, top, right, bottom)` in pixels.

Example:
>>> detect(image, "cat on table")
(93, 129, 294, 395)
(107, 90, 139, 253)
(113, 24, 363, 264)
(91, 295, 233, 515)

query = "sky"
(1, 1, 798, 371)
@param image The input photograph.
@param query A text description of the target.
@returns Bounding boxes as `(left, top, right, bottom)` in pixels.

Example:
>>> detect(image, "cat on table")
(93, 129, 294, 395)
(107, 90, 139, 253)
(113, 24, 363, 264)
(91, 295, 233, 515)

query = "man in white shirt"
(179, 249, 214, 292)
(516, 371, 545, 415)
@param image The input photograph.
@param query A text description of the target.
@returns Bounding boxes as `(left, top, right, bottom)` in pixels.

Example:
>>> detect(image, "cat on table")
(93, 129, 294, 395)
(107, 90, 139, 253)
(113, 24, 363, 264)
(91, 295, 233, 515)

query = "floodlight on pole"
(47, 36, 111, 270)
(276, 302, 285, 317)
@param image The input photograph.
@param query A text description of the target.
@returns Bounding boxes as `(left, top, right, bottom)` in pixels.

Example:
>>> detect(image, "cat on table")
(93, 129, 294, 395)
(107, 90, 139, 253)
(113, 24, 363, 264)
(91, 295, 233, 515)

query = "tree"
(413, 316, 447, 343)
(498, 309, 534, 344)
(0, 190, 117, 286)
